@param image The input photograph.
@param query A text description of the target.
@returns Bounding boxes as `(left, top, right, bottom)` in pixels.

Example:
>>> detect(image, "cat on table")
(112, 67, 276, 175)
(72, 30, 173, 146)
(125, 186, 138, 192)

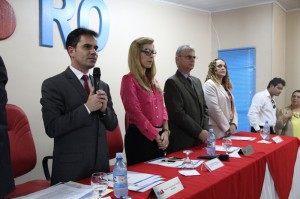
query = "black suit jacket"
(41, 67, 118, 185)
(0, 56, 15, 197)
(164, 70, 209, 153)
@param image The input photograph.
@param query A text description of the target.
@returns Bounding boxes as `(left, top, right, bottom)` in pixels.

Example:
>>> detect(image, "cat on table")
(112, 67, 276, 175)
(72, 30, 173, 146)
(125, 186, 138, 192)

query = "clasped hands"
(156, 130, 169, 151)
(85, 87, 108, 113)
(227, 123, 237, 135)
(198, 129, 209, 143)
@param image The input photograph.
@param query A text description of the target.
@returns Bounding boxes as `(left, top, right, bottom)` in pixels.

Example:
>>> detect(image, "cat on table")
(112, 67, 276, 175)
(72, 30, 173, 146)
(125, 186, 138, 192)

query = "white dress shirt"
(69, 66, 91, 113)
(248, 89, 276, 131)
(69, 65, 92, 89)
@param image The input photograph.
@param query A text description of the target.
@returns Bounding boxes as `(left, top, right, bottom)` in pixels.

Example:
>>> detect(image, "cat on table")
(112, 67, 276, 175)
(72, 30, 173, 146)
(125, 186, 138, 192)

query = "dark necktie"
(187, 77, 193, 86)
(81, 75, 90, 94)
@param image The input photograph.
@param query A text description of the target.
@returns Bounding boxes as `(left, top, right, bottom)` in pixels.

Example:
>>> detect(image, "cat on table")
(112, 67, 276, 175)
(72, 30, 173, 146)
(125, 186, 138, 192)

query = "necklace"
(293, 112, 300, 118)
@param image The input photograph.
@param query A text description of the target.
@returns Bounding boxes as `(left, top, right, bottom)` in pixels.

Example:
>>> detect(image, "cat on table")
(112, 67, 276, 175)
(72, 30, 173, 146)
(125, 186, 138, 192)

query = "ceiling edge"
(157, 0, 210, 13)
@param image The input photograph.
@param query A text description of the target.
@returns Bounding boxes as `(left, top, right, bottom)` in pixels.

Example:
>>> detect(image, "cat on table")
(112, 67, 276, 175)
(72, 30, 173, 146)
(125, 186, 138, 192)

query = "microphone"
(93, 67, 101, 93)
(197, 154, 229, 161)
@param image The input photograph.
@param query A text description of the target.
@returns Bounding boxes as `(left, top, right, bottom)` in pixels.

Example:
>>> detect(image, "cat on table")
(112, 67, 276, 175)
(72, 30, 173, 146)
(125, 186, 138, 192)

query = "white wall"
(272, 3, 286, 106)
(1, 0, 211, 182)
(286, 10, 300, 103)
(210, 3, 297, 108)
(211, 4, 274, 94)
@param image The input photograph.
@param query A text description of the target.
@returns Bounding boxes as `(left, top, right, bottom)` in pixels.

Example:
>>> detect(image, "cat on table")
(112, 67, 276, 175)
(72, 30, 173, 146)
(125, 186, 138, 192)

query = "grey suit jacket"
(41, 67, 118, 185)
(164, 70, 209, 153)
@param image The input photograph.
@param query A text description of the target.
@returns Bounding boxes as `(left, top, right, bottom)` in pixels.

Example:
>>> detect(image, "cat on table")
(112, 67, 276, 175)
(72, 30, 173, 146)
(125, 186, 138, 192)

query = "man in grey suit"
(41, 28, 118, 185)
(164, 45, 209, 153)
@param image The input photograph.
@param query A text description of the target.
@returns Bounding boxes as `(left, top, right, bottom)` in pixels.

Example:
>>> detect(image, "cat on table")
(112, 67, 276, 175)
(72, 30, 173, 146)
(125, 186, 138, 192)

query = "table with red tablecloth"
(79, 132, 300, 199)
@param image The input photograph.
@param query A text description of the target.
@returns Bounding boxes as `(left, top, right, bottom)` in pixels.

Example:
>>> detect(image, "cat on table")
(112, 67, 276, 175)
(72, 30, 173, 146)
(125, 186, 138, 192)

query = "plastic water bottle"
(207, 129, 216, 155)
(113, 152, 128, 198)
(262, 121, 270, 140)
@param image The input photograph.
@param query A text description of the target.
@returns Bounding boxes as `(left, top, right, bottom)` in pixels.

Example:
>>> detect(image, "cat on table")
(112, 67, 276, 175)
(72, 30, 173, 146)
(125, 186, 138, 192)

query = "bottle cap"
(116, 152, 123, 159)
(209, 129, 213, 133)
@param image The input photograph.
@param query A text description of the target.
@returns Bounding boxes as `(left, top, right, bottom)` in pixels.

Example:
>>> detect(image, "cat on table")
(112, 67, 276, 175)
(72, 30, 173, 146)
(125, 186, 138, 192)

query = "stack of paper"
(14, 181, 93, 199)
(215, 145, 240, 152)
(108, 171, 164, 192)
(146, 157, 203, 168)
(229, 135, 256, 141)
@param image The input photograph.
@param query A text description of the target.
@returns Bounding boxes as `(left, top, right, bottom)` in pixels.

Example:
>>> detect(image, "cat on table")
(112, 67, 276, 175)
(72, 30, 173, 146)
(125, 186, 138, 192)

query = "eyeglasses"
(141, 49, 157, 57)
(180, 55, 197, 60)
(271, 99, 276, 109)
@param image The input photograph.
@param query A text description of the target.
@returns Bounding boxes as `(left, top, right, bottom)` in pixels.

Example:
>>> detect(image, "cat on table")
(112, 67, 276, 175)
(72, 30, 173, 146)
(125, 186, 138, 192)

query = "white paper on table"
(179, 169, 200, 176)
(229, 151, 241, 158)
(146, 157, 204, 168)
(88, 188, 113, 199)
(257, 140, 272, 144)
(107, 171, 164, 192)
(229, 135, 256, 141)
(89, 196, 112, 199)
(14, 181, 93, 199)
(272, 136, 283, 143)
(215, 145, 240, 152)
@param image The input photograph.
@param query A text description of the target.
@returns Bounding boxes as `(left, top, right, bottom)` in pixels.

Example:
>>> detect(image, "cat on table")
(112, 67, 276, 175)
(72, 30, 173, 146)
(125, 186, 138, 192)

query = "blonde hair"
(205, 58, 233, 90)
(128, 37, 161, 92)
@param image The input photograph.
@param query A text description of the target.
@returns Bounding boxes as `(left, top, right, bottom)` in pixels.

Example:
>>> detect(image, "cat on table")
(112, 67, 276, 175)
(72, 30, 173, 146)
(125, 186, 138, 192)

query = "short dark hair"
(267, 77, 286, 88)
(66, 28, 98, 48)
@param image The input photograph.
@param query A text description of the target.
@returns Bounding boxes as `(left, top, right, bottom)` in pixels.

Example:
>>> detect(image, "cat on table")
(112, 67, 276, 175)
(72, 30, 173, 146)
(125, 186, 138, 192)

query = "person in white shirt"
(248, 77, 286, 134)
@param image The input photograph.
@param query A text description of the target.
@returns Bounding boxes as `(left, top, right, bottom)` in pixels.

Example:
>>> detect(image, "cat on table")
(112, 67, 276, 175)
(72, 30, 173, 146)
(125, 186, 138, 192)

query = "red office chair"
(43, 123, 124, 180)
(107, 124, 124, 160)
(5, 104, 50, 199)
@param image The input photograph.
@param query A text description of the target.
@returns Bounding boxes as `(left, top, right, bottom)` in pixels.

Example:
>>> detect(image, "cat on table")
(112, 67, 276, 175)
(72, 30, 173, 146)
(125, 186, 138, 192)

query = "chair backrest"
(106, 124, 123, 159)
(6, 104, 37, 178)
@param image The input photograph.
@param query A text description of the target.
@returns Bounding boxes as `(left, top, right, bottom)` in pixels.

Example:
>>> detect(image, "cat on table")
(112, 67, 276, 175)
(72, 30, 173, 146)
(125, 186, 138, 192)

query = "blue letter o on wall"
(78, 0, 110, 51)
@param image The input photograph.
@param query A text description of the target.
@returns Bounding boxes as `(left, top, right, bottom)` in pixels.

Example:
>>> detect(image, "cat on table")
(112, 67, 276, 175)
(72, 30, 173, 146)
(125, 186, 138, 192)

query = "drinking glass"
(91, 172, 108, 198)
(181, 150, 194, 169)
(222, 137, 232, 154)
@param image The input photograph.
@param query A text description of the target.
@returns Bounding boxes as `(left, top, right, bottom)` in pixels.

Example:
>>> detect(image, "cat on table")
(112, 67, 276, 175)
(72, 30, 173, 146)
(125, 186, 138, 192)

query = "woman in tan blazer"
(275, 90, 300, 138)
(203, 58, 238, 139)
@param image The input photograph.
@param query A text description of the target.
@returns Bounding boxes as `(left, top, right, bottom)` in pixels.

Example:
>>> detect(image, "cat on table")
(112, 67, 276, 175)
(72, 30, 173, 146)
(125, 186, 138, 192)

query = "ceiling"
(158, 0, 300, 12)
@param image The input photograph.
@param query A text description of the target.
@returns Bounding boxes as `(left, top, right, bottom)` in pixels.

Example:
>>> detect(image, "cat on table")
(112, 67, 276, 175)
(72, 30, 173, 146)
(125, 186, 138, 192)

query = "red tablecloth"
(79, 132, 299, 199)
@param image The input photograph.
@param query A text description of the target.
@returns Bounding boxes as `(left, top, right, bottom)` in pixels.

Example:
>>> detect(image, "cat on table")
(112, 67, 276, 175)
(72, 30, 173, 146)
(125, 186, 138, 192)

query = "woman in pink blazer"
(203, 59, 238, 139)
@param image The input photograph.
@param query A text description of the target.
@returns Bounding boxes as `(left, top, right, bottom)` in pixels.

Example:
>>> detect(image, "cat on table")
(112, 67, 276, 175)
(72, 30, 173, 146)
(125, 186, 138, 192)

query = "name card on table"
(238, 145, 254, 156)
(272, 136, 283, 143)
(204, 158, 224, 172)
(153, 176, 184, 199)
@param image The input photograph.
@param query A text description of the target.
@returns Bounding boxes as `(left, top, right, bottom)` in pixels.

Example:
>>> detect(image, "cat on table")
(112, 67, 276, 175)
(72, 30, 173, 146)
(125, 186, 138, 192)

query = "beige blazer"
(203, 79, 238, 139)
(275, 105, 293, 136)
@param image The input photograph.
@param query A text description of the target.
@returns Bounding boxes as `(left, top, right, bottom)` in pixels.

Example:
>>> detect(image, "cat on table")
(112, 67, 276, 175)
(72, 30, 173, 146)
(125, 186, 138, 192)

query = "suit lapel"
(190, 77, 204, 107)
(176, 71, 197, 98)
(65, 67, 88, 100)
(219, 85, 230, 101)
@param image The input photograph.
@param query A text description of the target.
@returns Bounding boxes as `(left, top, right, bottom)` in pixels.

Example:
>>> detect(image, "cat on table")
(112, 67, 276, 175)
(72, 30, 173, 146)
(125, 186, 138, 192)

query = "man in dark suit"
(164, 45, 209, 153)
(0, 56, 15, 197)
(41, 28, 118, 185)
